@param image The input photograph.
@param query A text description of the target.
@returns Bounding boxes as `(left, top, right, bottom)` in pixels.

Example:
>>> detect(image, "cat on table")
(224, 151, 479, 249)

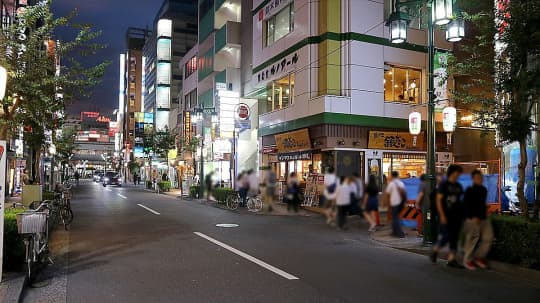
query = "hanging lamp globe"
(409, 111, 422, 135)
(433, 0, 453, 25)
(442, 106, 457, 132)
(388, 11, 409, 44)
(446, 16, 465, 42)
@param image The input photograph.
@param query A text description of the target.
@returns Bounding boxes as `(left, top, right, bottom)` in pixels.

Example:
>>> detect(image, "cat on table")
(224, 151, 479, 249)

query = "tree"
(0, 1, 108, 182)
(54, 128, 77, 181)
(152, 127, 177, 159)
(450, 0, 540, 219)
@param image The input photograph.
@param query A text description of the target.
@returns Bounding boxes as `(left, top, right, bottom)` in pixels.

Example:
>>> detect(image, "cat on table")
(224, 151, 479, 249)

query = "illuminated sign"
(157, 39, 171, 61)
(218, 90, 240, 138)
(119, 54, 126, 113)
(157, 62, 171, 85)
(156, 110, 169, 131)
(157, 19, 172, 37)
(156, 86, 170, 109)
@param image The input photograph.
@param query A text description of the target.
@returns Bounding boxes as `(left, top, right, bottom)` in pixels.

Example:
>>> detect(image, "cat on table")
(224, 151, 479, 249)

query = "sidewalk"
(162, 189, 314, 216)
(0, 273, 25, 303)
(370, 222, 540, 283)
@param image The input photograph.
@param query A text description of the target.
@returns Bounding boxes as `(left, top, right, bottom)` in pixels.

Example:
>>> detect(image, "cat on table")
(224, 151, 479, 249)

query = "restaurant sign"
(368, 131, 424, 150)
(275, 128, 311, 153)
(277, 151, 312, 162)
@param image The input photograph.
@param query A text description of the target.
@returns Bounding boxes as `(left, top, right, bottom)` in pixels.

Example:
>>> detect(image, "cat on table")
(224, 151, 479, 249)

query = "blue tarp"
(400, 174, 499, 203)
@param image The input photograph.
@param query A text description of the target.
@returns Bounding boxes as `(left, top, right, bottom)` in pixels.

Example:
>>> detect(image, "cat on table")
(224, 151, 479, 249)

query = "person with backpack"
(323, 167, 338, 225)
(430, 164, 464, 267)
(384, 171, 406, 238)
(262, 167, 277, 212)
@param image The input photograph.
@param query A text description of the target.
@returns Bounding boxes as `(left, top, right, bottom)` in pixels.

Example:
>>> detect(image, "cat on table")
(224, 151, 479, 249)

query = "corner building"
(250, 0, 459, 182)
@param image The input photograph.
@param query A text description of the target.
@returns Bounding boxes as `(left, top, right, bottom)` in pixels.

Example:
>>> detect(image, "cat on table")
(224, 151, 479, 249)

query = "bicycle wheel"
(25, 237, 34, 281)
(61, 207, 74, 229)
(227, 195, 239, 210)
(255, 197, 263, 211)
(247, 197, 255, 211)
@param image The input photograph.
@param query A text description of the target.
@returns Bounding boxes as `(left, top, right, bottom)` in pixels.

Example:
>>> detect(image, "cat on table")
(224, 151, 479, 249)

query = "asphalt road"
(22, 181, 540, 303)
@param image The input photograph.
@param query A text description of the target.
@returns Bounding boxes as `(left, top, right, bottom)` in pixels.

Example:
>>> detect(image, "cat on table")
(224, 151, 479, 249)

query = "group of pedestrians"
(236, 169, 259, 207)
(431, 164, 494, 270)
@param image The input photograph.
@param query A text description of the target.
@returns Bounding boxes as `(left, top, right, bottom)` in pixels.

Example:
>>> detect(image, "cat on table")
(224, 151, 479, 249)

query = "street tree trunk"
(32, 146, 41, 185)
(517, 139, 530, 218)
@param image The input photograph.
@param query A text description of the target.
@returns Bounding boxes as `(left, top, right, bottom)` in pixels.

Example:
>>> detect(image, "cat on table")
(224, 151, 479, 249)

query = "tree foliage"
(54, 128, 77, 165)
(144, 127, 177, 159)
(0, 0, 109, 141)
(450, 0, 540, 218)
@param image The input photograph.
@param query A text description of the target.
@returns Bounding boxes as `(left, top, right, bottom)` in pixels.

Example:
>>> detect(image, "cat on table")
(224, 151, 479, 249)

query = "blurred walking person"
(335, 177, 354, 230)
(286, 172, 301, 212)
(430, 164, 464, 267)
(237, 171, 248, 207)
(323, 167, 338, 224)
(262, 167, 277, 212)
(363, 175, 379, 232)
(385, 171, 406, 238)
(415, 174, 427, 236)
(247, 169, 259, 199)
(463, 170, 493, 270)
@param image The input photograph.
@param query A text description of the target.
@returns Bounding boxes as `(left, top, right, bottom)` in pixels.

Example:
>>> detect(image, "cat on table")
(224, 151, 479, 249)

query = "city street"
(22, 181, 540, 303)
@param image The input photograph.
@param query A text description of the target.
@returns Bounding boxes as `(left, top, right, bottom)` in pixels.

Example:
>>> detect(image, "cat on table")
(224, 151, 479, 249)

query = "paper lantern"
(0, 66, 6, 100)
(409, 111, 422, 135)
(443, 106, 457, 132)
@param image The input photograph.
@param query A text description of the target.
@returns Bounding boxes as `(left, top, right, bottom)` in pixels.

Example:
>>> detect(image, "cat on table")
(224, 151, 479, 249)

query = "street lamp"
(387, 0, 465, 244)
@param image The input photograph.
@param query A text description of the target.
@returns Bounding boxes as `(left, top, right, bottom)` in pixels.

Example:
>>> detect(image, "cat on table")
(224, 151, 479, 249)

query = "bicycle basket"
(16, 212, 47, 234)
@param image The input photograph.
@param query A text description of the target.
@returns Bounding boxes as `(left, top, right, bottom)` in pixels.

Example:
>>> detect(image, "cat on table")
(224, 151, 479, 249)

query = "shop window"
(264, 3, 294, 47)
(184, 89, 197, 110)
(184, 56, 197, 79)
(260, 73, 295, 114)
(384, 65, 422, 104)
(382, 153, 426, 179)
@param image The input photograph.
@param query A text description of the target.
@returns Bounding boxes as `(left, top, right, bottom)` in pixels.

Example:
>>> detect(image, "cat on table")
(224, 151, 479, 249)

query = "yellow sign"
(275, 129, 311, 153)
(167, 148, 177, 160)
(368, 131, 424, 150)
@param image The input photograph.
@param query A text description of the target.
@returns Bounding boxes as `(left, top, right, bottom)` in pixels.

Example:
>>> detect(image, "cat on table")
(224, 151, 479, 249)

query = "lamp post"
(387, 0, 464, 244)
(193, 106, 217, 198)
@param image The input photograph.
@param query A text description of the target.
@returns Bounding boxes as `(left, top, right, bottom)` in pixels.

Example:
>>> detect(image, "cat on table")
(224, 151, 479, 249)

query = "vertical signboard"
(0, 140, 7, 280)
(434, 51, 448, 111)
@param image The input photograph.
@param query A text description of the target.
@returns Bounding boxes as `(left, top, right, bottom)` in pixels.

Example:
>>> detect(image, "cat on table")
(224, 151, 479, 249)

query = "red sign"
(0, 145, 4, 159)
(81, 111, 99, 120)
(237, 103, 250, 120)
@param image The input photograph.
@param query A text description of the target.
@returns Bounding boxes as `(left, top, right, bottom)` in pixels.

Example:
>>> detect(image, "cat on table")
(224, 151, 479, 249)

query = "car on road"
(102, 171, 122, 187)
(93, 171, 104, 182)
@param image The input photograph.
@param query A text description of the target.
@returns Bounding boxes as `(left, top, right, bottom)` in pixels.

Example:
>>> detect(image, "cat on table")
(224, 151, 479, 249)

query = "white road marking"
(118, 194, 127, 199)
(137, 204, 160, 215)
(193, 232, 299, 280)
(105, 188, 112, 192)
(216, 223, 239, 228)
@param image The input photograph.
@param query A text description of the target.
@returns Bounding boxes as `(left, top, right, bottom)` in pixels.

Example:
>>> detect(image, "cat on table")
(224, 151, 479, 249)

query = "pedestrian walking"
(247, 169, 259, 198)
(385, 171, 406, 238)
(323, 167, 338, 225)
(205, 171, 214, 201)
(430, 164, 464, 267)
(349, 173, 364, 216)
(415, 174, 427, 236)
(74, 171, 80, 186)
(237, 171, 248, 207)
(363, 175, 379, 232)
(263, 167, 277, 212)
(133, 172, 138, 185)
(286, 172, 301, 212)
(335, 177, 354, 230)
(463, 170, 494, 270)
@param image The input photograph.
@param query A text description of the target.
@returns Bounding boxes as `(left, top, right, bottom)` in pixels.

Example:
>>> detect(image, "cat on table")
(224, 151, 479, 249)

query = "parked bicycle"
(54, 188, 74, 230)
(226, 192, 241, 210)
(16, 200, 53, 281)
(247, 195, 263, 212)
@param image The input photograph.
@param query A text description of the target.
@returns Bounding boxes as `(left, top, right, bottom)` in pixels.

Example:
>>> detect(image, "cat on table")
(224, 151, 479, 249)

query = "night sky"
(51, 0, 163, 117)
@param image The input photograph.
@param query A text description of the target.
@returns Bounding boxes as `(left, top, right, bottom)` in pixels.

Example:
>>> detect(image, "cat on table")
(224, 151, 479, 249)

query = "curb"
(0, 273, 26, 303)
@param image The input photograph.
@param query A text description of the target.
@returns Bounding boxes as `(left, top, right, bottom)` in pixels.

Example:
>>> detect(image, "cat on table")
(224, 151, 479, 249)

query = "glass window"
(264, 3, 294, 47)
(184, 56, 197, 79)
(259, 73, 295, 114)
(384, 65, 422, 104)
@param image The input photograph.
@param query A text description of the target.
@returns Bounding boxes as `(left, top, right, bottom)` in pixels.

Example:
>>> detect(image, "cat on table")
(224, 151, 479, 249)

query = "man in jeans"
(385, 171, 405, 238)
(430, 164, 463, 267)
(463, 170, 494, 270)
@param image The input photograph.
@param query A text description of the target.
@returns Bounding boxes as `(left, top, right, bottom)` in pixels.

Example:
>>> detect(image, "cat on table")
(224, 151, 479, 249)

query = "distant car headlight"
(118, 178, 122, 182)
(104, 177, 110, 181)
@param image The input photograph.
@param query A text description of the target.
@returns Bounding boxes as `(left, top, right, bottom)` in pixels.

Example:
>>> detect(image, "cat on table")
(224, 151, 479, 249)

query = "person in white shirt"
(336, 177, 355, 230)
(323, 167, 338, 225)
(384, 171, 406, 238)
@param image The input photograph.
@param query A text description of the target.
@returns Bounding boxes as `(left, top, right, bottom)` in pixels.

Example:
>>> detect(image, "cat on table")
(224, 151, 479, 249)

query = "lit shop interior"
(257, 73, 295, 114)
(382, 153, 426, 178)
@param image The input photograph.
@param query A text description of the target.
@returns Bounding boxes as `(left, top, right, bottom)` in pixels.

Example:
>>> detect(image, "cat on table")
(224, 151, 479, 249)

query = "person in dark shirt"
(430, 164, 463, 267)
(462, 170, 494, 270)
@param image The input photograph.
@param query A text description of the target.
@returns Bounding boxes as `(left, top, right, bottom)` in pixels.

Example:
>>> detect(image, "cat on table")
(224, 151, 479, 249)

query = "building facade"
(248, 0, 467, 183)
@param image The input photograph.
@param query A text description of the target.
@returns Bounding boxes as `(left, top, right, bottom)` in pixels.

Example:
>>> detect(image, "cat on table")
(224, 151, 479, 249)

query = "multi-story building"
(143, 0, 198, 132)
(249, 0, 484, 182)
(189, 0, 258, 185)
(119, 27, 149, 168)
